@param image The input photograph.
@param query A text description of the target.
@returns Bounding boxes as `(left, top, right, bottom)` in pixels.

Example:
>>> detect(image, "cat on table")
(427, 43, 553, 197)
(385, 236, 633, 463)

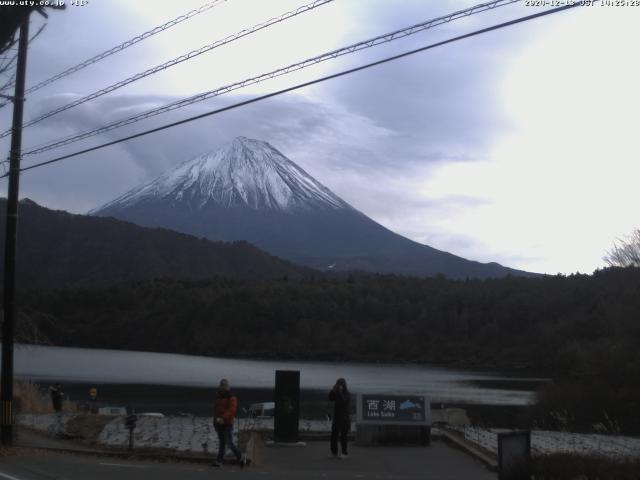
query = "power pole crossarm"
(0, 94, 23, 102)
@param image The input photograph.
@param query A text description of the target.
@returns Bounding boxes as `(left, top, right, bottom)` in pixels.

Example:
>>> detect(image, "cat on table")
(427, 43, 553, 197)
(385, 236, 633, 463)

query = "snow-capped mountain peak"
(95, 137, 349, 212)
(91, 136, 528, 279)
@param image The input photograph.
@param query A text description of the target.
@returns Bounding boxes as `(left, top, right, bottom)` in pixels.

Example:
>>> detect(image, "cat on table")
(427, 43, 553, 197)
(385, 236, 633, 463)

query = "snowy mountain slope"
(92, 137, 531, 279)
(94, 137, 348, 213)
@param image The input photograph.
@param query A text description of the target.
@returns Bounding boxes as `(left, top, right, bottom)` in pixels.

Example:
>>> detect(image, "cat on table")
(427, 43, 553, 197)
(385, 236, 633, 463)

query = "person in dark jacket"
(328, 377, 351, 458)
(49, 383, 63, 412)
(212, 378, 245, 468)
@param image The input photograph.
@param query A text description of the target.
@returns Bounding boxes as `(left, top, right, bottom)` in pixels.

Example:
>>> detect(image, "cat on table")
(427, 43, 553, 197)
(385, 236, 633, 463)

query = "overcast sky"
(1, 0, 638, 275)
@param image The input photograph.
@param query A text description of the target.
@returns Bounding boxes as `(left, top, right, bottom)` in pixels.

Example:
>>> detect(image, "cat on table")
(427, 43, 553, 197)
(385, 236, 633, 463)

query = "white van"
(247, 402, 275, 418)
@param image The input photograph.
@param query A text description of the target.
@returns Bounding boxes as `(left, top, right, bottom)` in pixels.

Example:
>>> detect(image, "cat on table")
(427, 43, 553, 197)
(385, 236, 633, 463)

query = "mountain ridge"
(92, 136, 533, 279)
(0, 198, 311, 289)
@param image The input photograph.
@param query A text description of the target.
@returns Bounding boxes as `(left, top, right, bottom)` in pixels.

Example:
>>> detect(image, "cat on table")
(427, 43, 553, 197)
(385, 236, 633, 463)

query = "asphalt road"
(1, 441, 496, 479)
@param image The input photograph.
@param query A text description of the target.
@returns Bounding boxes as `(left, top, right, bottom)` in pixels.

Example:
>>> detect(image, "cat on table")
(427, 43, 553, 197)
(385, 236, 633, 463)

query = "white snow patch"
(451, 426, 640, 459)
(98, 415, 221, 454)
(18, 413, 73, 437)
(93, 136, 349, 213)
(17, 413, 344, 456)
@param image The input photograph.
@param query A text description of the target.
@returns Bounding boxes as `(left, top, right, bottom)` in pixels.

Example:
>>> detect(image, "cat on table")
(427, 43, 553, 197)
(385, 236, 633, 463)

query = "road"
(0, 441, 496, 479)
(2, 454, 220, 480)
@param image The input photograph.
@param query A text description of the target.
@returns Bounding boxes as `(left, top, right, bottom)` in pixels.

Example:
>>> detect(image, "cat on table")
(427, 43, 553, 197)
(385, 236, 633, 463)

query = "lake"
(12, 344, 544, 407)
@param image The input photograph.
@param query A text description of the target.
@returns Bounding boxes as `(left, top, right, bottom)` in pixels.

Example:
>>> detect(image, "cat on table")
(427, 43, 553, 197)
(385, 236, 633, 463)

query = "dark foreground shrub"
(533, 380, 640, 435)
(530, 454, 640, 480)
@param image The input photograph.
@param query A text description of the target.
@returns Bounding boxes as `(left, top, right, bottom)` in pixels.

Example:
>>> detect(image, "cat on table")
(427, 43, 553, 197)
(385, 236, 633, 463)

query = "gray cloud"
(417, 230, 542, 268)
(0, 0, 548, 271)
(10, 83, 497, 238)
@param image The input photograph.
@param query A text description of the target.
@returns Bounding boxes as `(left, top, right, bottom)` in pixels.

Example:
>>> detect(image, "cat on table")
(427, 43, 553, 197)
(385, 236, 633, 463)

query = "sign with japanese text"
(357, 394, 430, 426)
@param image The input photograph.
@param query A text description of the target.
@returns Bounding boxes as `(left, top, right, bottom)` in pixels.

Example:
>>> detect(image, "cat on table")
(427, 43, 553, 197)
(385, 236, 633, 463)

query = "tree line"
(12, 266, 640, 433)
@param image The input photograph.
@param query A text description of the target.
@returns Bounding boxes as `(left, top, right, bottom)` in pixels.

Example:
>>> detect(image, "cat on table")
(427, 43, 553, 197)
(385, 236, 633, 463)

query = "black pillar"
(274, 370, 300, 443)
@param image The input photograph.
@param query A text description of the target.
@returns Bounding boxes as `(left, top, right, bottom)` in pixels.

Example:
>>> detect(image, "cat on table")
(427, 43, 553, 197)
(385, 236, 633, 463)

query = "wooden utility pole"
(1, 13, 30, 446)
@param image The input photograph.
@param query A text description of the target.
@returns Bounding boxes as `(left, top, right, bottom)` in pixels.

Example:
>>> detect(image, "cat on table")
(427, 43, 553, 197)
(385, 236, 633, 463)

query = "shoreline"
(29, 381, 330, 418)
(13, 342, 554, 378)
(26, 380, 534, 429)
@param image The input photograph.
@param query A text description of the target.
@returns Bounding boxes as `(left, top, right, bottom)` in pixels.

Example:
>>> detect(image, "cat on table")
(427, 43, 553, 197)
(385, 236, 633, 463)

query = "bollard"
(498, 430, 531, 480)
(125, 414, 137, 451)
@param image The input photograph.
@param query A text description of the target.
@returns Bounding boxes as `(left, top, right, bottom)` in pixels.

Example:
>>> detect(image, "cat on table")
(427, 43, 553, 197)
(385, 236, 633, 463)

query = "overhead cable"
(22, 0, 519, 156)
(0, 0, 334, 139)
(0, 22, 46, 105)
(24, 0, 228, 95)
(7, 3, 582, 178)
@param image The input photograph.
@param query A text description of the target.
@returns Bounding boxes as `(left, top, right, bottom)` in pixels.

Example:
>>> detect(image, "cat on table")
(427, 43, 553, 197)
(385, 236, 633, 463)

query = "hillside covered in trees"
(17, 267, 637, 366)
(14, 267, 640, 432)
(0, 199, 310, 289)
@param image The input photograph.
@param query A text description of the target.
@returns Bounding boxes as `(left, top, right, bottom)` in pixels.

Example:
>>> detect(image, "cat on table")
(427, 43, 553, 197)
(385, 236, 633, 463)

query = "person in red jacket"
(212, 378, 245, 468)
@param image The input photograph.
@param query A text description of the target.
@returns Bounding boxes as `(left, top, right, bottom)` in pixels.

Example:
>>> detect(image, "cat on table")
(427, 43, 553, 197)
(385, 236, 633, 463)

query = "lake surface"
(13, 344, 543, 406)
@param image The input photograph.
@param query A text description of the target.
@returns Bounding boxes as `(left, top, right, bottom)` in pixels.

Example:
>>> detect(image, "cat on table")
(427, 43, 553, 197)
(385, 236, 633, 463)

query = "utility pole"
(1, 14, 30, 446)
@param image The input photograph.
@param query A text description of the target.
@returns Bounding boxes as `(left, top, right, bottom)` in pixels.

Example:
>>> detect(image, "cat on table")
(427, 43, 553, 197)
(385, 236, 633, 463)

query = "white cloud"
(413, 4, 640, 274)
(2, 1, 638, 275)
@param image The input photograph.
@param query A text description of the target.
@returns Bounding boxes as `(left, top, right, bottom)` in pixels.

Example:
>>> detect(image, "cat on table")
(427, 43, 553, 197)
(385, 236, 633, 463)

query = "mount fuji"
(91, 137, 528, 279)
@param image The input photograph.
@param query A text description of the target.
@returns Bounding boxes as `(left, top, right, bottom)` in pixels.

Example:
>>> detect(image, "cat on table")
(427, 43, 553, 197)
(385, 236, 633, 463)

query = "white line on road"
(0, 471, 24, 480)
(98, 462, 151, 469)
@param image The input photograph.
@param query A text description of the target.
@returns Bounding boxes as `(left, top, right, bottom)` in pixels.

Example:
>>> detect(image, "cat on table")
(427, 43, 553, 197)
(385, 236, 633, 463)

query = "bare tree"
(0, 5, 64, 57)
(0, 6, 63, 108)
(604, 228, 640, 267)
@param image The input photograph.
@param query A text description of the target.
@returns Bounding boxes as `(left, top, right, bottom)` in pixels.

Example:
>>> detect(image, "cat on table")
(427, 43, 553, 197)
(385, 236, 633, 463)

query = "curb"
(15, 429, 261, 467)
(437, 428, 498, 471)
(13, 442, 215, 464)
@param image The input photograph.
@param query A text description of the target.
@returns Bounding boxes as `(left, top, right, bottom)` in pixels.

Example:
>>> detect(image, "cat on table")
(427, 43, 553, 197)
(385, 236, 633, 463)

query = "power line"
(0, 77, 16, 96)
(21, 0, 520, 157)
(5, 3, 581, 178)
(0, 0, 334, 139)
(0, 50, 19, 92)
(8, 0, 228, 96)
(0, 55, 18, 79)
(0, 23, 46, 102)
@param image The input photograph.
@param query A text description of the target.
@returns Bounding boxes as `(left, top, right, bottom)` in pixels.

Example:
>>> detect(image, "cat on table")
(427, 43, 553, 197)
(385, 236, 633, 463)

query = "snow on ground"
(17, 413, 223, 454)
(452, 426, 640, 459)
(18, 413, 74, 436)
(20, 413, 639, 460)
(98, 415, 219, 454)
(17, 414, 340, 455)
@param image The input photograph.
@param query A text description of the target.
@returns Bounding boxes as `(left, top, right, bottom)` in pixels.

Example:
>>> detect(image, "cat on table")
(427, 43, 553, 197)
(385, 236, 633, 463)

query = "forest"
(13, 266, 640, 433)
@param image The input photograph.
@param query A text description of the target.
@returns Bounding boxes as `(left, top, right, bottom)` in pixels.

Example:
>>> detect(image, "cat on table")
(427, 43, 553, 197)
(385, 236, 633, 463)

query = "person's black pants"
(330, 422, 349, 455)
(215, 423, 241, 462)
